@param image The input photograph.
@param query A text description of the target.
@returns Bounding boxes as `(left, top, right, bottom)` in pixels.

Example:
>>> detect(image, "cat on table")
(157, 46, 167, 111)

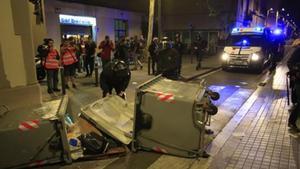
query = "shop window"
(114, 19, 128, 42)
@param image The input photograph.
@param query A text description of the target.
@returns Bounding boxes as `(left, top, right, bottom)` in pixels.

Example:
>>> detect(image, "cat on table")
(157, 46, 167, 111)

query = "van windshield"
(227, 35, 265, 46)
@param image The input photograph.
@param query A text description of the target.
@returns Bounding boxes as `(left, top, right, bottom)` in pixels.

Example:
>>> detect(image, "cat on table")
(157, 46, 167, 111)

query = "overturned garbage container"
(81, 75, 219, 158)
(0, 96, 72, 169)
(0, 95, 127, 169)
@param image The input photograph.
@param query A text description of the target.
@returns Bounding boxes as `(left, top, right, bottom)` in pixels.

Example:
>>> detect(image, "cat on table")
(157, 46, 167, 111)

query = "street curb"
(183, 66, 222, 82)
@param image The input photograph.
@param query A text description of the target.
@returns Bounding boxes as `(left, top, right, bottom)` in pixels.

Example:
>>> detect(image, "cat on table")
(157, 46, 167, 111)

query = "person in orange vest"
(61, 40, 78, 89)
(43, 39, 60, 94)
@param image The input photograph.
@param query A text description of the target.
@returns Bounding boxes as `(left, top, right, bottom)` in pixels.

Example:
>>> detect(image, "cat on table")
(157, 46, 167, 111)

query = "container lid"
(81, 96, 134, 145)
(138, 77, 205, 101)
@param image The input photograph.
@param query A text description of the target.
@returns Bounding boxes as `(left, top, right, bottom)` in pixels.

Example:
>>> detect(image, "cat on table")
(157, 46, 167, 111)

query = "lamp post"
(146, 0, 156, 49)
(265, 8, 273, 26)
(157, 0, 162, 39)
(276, 8, 285, 27)
(146, 0, 156, 75)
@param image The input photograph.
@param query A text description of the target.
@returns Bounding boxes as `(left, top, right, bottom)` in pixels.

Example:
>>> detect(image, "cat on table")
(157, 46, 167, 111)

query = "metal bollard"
(95, 62, 99, 87)
(60, 67, 66, 95)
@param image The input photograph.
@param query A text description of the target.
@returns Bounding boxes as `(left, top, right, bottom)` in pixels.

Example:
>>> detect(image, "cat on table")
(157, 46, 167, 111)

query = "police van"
(221, 27, 272, 72)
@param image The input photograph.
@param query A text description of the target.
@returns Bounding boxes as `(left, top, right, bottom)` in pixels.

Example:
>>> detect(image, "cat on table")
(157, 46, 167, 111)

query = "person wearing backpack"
(43, 39, 60, 94)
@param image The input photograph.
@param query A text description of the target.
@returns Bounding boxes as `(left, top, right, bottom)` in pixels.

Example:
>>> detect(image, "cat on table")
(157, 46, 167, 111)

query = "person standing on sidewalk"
(193, 36, 207, 70)
(157, 40, 180, 80)
(115, 37, 130, 65)
(84, 36, 97, 77)
(98, 36, 114, 68)
(287, 44, 300, 132)
(131, 36, 143, 70)
(61, 41, 78, 89)
(174, 34, 184, 75)
(148, 37, 159, 75)
(139, 35, 146, 62)
(43, 39, 60, 94)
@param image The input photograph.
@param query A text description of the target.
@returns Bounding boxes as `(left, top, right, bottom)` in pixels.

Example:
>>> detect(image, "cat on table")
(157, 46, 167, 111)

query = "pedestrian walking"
(174, 34, 184, 75)
(61, 40, 78, 89)
(148, 37, 160, 75)
(43, 39, 60, 94)
(84, 36, 97, 77)
(193, 36, 207, 70)
(98, 36, 114, 68)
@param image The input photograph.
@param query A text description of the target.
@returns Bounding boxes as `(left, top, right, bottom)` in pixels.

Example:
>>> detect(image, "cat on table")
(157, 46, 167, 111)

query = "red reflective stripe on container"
(18, 120, 40, 131)
(29, 160, 48, 167)
(156, 92, 175, 103)
(153, 146, 168, 153)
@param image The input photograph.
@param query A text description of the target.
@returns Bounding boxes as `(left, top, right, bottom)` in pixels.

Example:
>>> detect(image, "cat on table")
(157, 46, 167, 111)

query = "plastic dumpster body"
(0, 96, 71, 169)
(81, 76, 217, 158)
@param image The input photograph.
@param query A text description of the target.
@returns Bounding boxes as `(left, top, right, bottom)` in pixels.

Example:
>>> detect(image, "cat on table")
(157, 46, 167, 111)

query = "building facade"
(0, 0, 47, 109)
(161, 0, 266, 53)
(44, 0, 143, 48)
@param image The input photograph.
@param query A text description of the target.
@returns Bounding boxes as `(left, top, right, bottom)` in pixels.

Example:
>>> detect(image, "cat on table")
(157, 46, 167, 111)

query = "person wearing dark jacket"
(115, 37, 129, 65)
(193, 36, 207, 70)
(100, 59, 131, 99)
(287, 45, 300, 132)
(157, 41, 180, 80)
(148, 37, 159, 75)
(174, 34, 184, 75)
(84, 36, 97, 77)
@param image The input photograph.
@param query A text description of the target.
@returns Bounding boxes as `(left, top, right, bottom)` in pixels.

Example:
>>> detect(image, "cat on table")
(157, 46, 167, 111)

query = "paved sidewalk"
(189, 49, 300, 169)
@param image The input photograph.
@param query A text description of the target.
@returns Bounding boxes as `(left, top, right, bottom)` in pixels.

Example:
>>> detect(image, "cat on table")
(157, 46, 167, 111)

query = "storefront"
(44, 0, 143, 48)
(59, 14, 97, 42)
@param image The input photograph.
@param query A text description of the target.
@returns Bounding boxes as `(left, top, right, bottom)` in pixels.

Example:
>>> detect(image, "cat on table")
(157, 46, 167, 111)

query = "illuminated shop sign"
(59, 14, 96, 26)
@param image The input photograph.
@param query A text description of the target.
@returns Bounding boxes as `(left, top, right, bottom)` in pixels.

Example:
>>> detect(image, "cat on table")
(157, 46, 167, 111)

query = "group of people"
(100, 35, 146, 98)
(38, 38, 79, 94)
(114, 35, 146, 69)
(39, 33, 208, 98)
(148, 34, 207, 78)
(38, 34, 146, 96)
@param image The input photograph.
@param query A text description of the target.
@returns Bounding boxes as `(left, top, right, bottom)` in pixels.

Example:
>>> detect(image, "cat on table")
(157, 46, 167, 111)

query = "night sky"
(281, 0, 300, 27)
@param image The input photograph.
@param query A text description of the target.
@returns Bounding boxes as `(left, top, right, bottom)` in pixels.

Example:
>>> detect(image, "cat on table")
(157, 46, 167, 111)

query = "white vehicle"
(221, 27, 272, 73)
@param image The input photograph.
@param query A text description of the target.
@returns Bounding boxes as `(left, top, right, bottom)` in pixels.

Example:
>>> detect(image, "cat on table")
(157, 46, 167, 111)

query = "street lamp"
(265, 8, 273, 26)
(276, 10, 279, 27)
(276, 8, 287, 27)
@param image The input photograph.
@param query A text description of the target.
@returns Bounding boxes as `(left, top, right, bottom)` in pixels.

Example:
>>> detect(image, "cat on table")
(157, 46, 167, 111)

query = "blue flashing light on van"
(273, 28, 283, 35)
